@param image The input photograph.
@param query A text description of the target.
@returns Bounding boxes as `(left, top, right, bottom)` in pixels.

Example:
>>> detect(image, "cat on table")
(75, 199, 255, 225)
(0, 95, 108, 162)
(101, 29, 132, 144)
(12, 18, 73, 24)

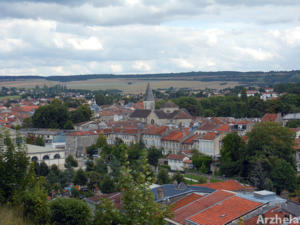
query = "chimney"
(157, 187, 165, 200)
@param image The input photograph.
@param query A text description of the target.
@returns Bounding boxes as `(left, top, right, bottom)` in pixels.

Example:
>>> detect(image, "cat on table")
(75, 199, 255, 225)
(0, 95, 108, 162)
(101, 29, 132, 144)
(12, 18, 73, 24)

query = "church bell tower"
(143, 83, 155, 110)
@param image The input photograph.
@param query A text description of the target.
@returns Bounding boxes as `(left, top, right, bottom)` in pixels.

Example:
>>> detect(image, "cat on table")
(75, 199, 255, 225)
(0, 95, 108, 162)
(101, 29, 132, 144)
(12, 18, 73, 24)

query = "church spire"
(144, 82, 154, 101)
(144, 83, 155, 110)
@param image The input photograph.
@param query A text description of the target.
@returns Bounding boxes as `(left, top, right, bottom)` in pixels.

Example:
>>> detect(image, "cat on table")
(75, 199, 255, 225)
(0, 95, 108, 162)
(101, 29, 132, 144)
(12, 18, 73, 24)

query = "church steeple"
(144, 83, 155, 110)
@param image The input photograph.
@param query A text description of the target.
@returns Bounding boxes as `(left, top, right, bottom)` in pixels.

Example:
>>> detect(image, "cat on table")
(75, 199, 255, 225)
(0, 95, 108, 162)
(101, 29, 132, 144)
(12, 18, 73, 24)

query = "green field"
(0, 78, 239, 94)
(0, 95, 21, 100)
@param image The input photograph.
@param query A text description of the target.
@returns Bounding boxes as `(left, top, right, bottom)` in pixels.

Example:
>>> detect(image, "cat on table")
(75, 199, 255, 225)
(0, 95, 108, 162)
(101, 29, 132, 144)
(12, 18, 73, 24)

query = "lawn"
(0, 95, 21, 100)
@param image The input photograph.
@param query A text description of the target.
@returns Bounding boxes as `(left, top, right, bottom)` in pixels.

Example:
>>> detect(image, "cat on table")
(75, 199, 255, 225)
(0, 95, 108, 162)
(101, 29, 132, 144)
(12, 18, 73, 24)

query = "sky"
(0, 0, 300, 76)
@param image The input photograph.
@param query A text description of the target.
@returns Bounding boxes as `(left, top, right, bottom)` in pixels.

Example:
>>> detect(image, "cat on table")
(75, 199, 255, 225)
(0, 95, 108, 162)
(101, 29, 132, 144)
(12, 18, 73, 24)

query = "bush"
(21, 190, 49, 224)
(198, 176, 208, 184)
(50, 198, 92, 225)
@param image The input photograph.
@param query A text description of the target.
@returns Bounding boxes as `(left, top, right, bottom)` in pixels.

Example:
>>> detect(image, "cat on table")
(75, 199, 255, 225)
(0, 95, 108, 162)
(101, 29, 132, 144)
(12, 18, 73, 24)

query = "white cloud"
(132, 61, 151, 72)
(0, 0, 299, 75)
(67, 37, 103, 51)
(110, 64, 123, 73)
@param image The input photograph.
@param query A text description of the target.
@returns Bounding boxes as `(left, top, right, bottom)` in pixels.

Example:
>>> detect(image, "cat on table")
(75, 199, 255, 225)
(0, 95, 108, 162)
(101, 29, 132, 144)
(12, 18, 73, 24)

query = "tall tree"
(0, 131, 29, 203)
(219, 132, 246, 177)
(73, 168, 87, 186)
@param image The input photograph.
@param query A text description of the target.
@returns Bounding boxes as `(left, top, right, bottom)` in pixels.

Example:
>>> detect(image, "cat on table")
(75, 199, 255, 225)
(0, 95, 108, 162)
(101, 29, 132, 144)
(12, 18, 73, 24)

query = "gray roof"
(161, 100, 179, 109)
(154, 109, 192, 120)
(283, 113, 300, 120)
(129, 109, 151, 118)
(144, 83, 154, 101)
(151, 183, 215, 202)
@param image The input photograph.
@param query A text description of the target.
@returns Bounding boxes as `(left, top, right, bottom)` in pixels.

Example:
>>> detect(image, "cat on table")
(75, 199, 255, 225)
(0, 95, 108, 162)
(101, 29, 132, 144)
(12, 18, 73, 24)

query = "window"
(42, 155, 49, 160)
(54, 154, 60, 159)
(31, 156, 38, 162)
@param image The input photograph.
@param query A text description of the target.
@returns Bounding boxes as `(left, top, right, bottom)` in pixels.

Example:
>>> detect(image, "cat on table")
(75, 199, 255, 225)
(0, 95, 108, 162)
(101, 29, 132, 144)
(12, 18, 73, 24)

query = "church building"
(130, 83, 192, 126)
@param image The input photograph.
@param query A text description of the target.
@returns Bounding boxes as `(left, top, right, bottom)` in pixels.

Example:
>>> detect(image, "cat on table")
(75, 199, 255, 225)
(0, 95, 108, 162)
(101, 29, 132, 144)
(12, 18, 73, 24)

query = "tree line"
(219, 122, 300, 195)
(23, 99, 92, 129)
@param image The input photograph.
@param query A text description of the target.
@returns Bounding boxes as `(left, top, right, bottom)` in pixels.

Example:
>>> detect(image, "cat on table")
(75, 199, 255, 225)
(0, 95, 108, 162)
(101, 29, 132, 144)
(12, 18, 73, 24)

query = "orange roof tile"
(201, 132, 217, 140)
(173, 190, 235, 224)
(193, 180, 253, 192)
(167, 154, 186, 161)
(162, 131, 185, 142)
(188, 196, 262, 225)
(171, 193, 203, 211)
(183, 134, 200, 144)
(262, 113, 278, 122)
(144, 126, 168, 135)
(216, 124, 230, 132)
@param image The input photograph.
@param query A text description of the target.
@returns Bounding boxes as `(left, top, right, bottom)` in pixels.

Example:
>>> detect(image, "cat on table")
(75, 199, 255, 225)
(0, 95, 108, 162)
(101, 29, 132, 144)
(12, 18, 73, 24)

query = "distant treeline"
(1, 70, 300, 85)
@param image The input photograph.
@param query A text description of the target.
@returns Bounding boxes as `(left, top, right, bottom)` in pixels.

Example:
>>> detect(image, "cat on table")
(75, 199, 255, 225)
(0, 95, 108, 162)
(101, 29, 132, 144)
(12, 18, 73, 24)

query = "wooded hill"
(1, 70, 300, 85)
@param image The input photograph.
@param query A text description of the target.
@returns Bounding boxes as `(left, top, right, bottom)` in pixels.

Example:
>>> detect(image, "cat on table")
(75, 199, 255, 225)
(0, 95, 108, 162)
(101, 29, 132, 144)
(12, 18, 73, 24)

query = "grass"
(0, 78, 239, 94)
(0, 205, 33, 225)
(0, 95, 21, 100)
(184, 173, 223, 184)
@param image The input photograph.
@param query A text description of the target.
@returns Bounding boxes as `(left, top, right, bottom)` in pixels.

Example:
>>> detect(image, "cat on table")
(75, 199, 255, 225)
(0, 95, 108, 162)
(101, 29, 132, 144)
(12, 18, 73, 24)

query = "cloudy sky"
(0, 0, 300, 75)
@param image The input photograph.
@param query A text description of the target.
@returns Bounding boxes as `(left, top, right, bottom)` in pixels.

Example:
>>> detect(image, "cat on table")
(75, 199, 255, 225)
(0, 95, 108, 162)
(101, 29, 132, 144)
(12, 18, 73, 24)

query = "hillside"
(0, 70, 300, 85)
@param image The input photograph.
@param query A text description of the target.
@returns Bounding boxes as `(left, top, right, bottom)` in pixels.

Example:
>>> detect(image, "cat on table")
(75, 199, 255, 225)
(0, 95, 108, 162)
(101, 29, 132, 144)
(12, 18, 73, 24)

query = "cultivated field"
(0, 78, 239, 94)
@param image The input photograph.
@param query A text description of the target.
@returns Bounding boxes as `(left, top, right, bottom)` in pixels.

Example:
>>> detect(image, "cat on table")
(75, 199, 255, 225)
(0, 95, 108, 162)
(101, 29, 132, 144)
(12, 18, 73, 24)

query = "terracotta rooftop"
(183, 134, 200, 144)
(173, 190, 235, 224)
(262, 113, 278, 122)
(216, 124, 230, 132)
(162, 130, 188, 142)
(144, 126, 168, 135)
(187, 196, 262, 225)
(193, 180, 253, 192)
(171, 193, 203, 211)
(201, 132, 217, 140)
(167, 154, 186, 161)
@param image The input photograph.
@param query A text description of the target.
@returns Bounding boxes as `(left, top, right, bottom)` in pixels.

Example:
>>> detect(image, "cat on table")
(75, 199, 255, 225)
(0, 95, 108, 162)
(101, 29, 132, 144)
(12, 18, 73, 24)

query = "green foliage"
(221, 122, 297, 194)
(192, 151, 212, 174)
(286, 119, 300, 128)
(270, 159, 297, 194)
(147, 147, 162, 168)
(198, 176, 208, 184)
(50, 198, 92, 225)
(172, 172, 184, 184)
(70, 104, 92, 124)
(0, 130, 29, 203)
(64, 120, 74, 129)
(94, 197, 122, 225)
(21, 187, 49, 224)
(117, 151, 171, 225)
(219, 132, 246, 177)
(157, 168, 170, 184)
(65, 155, 78, 169)
(26, 135, 44, 146)
(95, 93, 114, 106)
(32, 100, 91, 129)
(32, 99, 69, 129)
(99, 174, 117, 194)
(73, 168, 88, 186)
(87, 171, 101, 191)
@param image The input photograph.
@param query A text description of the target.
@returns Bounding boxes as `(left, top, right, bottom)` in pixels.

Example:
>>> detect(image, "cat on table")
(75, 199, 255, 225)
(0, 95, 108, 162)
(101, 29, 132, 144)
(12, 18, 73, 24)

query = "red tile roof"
(133, 101, 144, 109)
(173, 190, 235, 224)
(183, 134, 200, 144)
(171, 193, 203, 211)
(262, 113, 278, 122)
(201, 132, 217, 140)
(216, 124, 230, 132)
(162, 130, 186, 142)
(188, 196, 262, 225)
(167, 154, 186, 161)
(193, 180, 253, 192)
(144, 126, 168, 135)
(245, 206, 300, 225)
